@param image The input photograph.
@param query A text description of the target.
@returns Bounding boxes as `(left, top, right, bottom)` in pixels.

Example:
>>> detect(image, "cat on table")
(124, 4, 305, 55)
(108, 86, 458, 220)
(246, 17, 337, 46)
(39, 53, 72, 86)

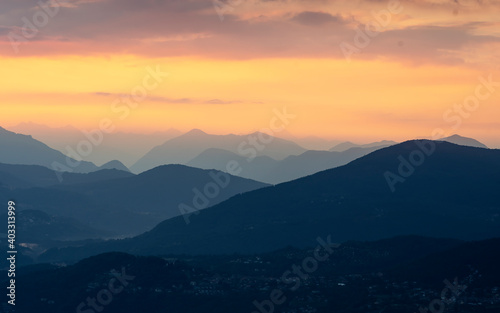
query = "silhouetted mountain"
(0, 126, 99, 173)
(99, 160, 130, 172)
(131, 129, 307, 173)
(39, 140, 500, 261)
(439, 134, 488, 149)
(10, 122, 182, 167)
(3, 165, 268, 238)
(0, 162, 134, 188)
(330, 140, 397, 152)
(188, 145, 395, 184)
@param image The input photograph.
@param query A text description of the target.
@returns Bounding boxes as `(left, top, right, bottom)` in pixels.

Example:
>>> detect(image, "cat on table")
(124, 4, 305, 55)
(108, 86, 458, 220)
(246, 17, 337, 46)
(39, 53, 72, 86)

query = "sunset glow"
(1, 0, 499, 146)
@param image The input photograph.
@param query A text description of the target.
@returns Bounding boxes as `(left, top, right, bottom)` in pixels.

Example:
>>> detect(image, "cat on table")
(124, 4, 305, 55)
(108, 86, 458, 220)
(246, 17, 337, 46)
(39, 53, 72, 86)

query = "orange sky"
(1, 0, 499, 147)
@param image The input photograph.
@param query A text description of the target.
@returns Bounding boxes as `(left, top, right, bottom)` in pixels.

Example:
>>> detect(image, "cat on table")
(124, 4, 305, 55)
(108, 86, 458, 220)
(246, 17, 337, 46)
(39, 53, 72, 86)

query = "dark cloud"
(350, 23, 500, 65)
(291, 11, 345, 26)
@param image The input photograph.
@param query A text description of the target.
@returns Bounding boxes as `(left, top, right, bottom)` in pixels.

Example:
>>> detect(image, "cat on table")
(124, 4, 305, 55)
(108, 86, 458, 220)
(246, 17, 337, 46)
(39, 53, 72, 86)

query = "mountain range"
(187, 144, 394, 184)
(10, 122, 181, 167)
(38, 140, 500, 262)
(130, 129, 308, 174)
(438, 134, 489, 149)
(1, 124, 496, 265)
(0, 163, 133, 189)
(3, 125, 490, 186)
(0, 165, 268, 239)
(0, 126, 130, 174)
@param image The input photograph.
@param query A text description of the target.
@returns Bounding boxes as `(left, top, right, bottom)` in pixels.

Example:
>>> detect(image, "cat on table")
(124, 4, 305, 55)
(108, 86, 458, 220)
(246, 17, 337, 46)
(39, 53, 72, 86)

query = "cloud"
(203, 99, 241, 104)
(0, 0, 499, 67)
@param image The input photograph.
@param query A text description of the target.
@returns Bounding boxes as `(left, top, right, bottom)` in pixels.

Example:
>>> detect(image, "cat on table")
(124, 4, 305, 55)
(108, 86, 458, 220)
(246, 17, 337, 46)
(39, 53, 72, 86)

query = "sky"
(1, 0, 499, 147)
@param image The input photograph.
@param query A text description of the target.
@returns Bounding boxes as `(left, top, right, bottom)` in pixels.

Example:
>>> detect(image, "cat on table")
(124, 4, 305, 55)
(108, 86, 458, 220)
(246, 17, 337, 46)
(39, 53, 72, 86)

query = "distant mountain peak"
(184, 129, 208, 136)
(330, 140, 397, 152)
(100, 160, 130, 172)
(438, 134, 488, 149)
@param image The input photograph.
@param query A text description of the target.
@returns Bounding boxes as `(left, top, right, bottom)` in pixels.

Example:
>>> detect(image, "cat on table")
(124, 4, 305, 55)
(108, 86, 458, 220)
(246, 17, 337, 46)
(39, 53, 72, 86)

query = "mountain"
(0, 126, 99, 173)
(42, 140, 500, 260)
(0, 162, 134, 188)
(188, 145, 394, 184)
(99, 160, 130, 172)
(439, 134, 488, 149)
(2, 165, 269, 237)
(130, 129, 307, 174)
(330, 140, 398, 152)
(10, 122, 182, 167)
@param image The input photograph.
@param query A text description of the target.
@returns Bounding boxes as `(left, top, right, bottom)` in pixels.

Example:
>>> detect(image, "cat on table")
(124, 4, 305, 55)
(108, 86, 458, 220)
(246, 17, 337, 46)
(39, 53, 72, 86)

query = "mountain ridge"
(0, 126, 99, 173)
(131, 129, 307, 173)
